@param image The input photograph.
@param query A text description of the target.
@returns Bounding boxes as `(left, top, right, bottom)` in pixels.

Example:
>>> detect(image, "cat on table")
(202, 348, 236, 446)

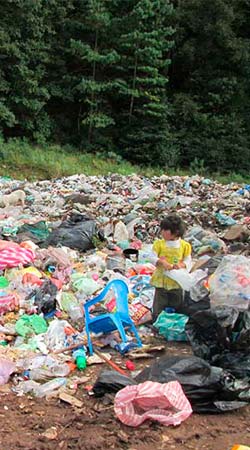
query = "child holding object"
(150, 214, 192, 321)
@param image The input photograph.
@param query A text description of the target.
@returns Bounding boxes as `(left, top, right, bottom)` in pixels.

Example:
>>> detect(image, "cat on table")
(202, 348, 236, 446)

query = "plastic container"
(73, 347, 87, 370)
(28, 368, 52, 381)
(28, 362, 70, 381)
(34, 377, 67, 397)
(123, 248, 139, 262)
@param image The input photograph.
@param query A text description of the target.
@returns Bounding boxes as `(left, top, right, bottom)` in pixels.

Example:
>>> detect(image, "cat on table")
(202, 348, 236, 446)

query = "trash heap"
(0, 173, 249, 426)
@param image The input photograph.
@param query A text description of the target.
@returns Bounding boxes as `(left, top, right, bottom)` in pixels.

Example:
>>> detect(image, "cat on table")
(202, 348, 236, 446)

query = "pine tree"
(68, 0, 119, 148)
(170, 0, 250, 172)
(0, 0, 56, 141)
(111, 0, 176, 165)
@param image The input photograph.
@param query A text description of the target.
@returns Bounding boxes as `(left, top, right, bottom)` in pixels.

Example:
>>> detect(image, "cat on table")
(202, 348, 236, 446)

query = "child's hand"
(157, 257, 173, 270)
(173, 261, 186, 270)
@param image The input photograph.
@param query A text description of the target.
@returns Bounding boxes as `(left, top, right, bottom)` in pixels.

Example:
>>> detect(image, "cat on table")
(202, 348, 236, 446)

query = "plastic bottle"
(28, 362, 70, 381)
(50, 362, 71, 377)
(114, 342, 138, 355)
(34, 377, 67, 397)
(28, 368, 51, 381)
(73, 347, 87, 370)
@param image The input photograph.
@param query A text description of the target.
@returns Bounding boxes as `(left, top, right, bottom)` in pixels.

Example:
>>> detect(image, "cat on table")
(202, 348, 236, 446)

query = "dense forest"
(1, 0, 250, 173)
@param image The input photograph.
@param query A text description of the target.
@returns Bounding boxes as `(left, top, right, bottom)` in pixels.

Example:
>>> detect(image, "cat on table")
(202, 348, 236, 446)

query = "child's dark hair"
(160, 214, 186, 238)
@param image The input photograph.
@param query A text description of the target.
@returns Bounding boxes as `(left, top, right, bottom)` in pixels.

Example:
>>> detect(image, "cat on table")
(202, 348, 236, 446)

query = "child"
(151, 214, 192, 321)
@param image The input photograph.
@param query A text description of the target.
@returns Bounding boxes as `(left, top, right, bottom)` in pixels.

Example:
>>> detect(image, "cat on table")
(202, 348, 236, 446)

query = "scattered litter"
(0, 172, 247, 423)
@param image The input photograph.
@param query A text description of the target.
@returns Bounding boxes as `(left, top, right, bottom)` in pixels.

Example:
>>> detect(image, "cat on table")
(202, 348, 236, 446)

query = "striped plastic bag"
(114, 380, 192, 427)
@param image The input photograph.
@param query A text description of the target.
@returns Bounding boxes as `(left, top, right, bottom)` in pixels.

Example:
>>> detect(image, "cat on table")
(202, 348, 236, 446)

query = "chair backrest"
(106, 279, 129, 317)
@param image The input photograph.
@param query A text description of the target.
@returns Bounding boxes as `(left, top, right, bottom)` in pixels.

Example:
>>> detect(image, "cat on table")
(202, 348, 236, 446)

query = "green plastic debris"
(2, 226, 18, 236)
(15, 314, 48, 337)
(17, 221, 50, 242)
(61, 292, 78, 312)
(71, 273, 101, 296)
(153, 312, 189, 342)
(0, 176, 12, 182)
(0, 276, 9, 289)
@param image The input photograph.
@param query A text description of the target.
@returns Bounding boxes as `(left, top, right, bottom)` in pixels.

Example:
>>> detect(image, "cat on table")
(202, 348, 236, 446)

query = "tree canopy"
(1, 0, 250, 173)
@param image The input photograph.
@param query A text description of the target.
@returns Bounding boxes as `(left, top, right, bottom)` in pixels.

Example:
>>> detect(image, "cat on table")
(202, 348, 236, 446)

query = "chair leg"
(85, 322, 93, 356)
(130, 322, 143, 347)
(112, 316, 128, 343)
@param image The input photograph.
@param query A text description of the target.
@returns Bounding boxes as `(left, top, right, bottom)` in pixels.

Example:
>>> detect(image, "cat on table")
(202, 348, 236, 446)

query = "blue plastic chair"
(84, 279, 142, 355)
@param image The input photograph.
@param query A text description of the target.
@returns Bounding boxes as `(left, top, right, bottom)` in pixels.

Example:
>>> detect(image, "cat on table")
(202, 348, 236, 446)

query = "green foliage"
(169, 0, 250, 174)
(189, 158, 207, 176)
(0, 0, 250, 175)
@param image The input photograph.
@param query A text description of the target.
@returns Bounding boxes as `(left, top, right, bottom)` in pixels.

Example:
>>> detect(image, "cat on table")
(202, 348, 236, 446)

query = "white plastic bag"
(167, 269, 193, 291)
(113, 221, 129, 242)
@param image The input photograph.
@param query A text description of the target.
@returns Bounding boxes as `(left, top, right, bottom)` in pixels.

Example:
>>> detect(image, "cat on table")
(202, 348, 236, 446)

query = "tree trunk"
(129, 42, 139, 124)
(88, 30, 98, 144)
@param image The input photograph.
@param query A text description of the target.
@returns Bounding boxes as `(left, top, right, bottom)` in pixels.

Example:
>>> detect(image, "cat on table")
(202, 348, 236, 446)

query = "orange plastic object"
(231, 446, 250, 450)
(22, 273, 43, 286)
(66, 361, 77, 372)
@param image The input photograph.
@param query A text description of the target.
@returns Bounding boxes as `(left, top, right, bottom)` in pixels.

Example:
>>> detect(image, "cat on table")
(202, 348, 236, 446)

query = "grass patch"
(0, 138, 249, 184)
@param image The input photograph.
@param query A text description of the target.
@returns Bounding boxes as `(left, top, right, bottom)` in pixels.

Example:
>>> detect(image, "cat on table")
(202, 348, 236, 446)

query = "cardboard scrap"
(59, 392, 83, 408)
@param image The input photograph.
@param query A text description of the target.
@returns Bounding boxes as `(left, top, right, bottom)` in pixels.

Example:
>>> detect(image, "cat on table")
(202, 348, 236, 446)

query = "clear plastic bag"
(189, 269, 209, 301)
(209, 255, 250, 309)
(44, 319, 69, 350)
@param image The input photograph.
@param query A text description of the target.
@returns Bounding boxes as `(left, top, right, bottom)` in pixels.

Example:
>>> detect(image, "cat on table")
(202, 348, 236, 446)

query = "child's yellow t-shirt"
(150, 238, 191, 290)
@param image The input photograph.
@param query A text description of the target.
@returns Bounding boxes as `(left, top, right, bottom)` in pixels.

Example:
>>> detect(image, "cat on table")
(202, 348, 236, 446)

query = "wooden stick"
(51, 339, 102, 355)
(94, 348, 129, 377)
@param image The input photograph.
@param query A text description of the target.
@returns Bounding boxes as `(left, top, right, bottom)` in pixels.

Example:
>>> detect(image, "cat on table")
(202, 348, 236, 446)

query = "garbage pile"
(0, 173, 249, 427)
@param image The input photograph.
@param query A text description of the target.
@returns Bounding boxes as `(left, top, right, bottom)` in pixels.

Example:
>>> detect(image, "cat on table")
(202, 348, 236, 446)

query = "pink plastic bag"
(0, 294, 18, 314)
(0, 242, 35, 270)
(0, 358, 16, 385)
(114, 380, 192, 427)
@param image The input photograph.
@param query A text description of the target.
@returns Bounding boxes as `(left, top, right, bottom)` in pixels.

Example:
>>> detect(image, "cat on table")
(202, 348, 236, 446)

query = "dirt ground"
(0, 342, 249, 450)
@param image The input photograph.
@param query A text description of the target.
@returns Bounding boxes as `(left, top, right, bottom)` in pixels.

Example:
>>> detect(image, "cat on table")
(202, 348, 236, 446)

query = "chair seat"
(88, 312, 133, 335)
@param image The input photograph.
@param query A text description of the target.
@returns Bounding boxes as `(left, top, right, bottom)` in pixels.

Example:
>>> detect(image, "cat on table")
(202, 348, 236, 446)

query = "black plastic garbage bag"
(213, 353, 250, 379)
(92, 357, 249, 413)
(135, 355, 248, 413)
(186, 307, 250, 378)
(43, 213, 103, 251)
(180, 291, 210, 317)
(185, 306, 239, 361)
(92, 370, 135, 397)
(26, 279, 58, 314)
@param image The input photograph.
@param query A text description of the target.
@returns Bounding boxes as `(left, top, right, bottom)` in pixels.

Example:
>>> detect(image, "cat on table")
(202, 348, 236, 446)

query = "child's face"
(161, 229, 179, 241)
